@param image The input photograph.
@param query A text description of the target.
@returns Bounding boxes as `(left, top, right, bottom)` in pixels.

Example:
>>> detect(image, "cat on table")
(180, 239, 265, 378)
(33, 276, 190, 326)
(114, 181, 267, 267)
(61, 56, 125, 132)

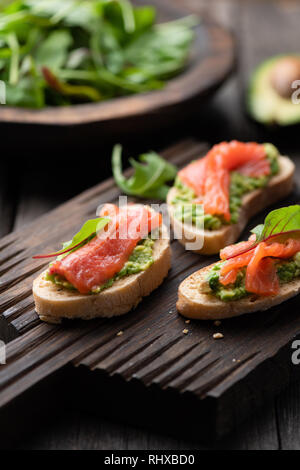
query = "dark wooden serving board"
(1, 139, 300, 445)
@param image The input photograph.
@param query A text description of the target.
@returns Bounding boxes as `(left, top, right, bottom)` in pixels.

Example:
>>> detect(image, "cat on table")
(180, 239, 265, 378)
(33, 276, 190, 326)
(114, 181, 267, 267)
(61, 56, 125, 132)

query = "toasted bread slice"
(167, 156, 295, 254)
(33, 225, 171, 324)
(177, 264, 300, 320)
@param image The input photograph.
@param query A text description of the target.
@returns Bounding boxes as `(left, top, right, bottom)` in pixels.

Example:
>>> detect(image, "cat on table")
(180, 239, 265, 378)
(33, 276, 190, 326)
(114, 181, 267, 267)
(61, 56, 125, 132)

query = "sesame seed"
(185, 319, 190, 324)
(182, 329, 189, 335)
(116, 331, 123, 337)
(213, 332, 224, 339)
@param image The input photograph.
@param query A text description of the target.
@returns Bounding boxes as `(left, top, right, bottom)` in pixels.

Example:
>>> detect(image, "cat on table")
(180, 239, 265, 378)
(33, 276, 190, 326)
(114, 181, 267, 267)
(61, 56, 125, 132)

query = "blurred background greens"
(0, 0, 197, 107)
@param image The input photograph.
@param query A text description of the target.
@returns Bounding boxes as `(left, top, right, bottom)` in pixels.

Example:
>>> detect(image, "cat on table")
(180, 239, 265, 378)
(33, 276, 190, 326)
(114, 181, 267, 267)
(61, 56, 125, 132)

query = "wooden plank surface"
(2, 0, 300, 451)
(1, 137, 300, 443)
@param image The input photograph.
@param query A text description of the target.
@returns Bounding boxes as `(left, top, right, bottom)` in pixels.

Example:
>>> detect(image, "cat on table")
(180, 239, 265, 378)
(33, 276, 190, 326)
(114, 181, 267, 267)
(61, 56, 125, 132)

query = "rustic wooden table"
(2, 0, 300, 450)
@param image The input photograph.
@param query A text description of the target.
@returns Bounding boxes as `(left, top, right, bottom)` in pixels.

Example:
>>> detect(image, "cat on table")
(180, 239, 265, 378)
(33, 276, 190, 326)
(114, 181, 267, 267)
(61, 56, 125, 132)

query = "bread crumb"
(213, 332, 224, 339)
(214, 320, 221, 326)
(182, 329, 189, 335)
(185, 319, 190, 324)
(116, 331, 123, 337)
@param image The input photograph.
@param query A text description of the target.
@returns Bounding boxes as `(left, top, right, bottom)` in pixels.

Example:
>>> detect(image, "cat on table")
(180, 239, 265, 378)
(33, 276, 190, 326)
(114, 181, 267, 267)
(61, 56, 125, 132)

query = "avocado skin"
(247, 54, 300, 126)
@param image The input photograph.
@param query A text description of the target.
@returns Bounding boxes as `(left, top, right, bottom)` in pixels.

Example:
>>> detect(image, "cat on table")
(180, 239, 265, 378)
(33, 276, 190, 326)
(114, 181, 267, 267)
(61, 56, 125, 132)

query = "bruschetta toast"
(33, 204, 171, 324)
(177, 205, 300, 320)
(167, 141, 295, 254)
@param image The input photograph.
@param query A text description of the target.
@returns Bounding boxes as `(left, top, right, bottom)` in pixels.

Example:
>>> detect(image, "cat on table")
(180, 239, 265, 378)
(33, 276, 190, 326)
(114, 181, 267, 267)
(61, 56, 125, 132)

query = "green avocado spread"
(45, 237, 155, 294)
(171, 143, 279, 230)
(203, 252, 300, 301)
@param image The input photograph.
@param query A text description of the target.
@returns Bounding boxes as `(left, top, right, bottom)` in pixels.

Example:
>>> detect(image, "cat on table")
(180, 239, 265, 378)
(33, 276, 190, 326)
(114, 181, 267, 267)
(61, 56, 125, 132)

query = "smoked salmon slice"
(177, 141, 269, 221)
(238, 158, 270, 177)
(220, 234, 257, 260)
(178, 157, 207, 196)
(219, 237, 300, 296)
(206, 141, 267, 171)
(219, 267, 240, 286)
(49, 204, 162, 294)
(203, 151, 231, 221)
(245, 243, 279, 296)
(263, 239, 300, 259)
(219, 251, 253, 284)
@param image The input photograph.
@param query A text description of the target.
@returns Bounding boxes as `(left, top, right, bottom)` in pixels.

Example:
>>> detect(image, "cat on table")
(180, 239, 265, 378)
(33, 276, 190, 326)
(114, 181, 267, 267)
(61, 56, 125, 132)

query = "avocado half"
(248, 54, 300, 126)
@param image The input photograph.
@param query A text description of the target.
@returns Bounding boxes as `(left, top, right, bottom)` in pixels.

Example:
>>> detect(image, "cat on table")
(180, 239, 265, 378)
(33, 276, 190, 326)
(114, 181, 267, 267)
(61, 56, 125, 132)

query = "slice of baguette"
(167, 156, 295, 254)
(177, 264, 300, 320)
(33, 224, 171, 324)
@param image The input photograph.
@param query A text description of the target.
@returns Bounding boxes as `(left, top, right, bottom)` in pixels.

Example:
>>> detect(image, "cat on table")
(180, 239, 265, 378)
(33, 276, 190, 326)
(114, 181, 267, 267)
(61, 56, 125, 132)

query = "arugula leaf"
(66, 47, 90, 69)
(112, 144, 177, 200)
(124, 15, 196, 78)
(7, 31, 19, 84)
(6, 74, 45, 107)
(60, 1, 99, 31)
(118, 0, 136, 34)
(0, 0, 197, 107)
(132, 5, 156, 35)
(43, 67, 101, 101)
(35, 29, 73, 70)
(33, 217, 109, 259)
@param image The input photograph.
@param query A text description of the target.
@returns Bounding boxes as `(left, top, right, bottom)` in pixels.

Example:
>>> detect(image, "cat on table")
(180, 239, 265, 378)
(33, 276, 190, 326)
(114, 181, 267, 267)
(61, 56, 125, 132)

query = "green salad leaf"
(226, 205, 300, 261)
(255, 205, 300, 241)
(43, 67, 101, 101)
(112, 144, 177, 200)
(0, 0, 198, 107)
(33, 217, 109, 259)
(250, 223, 264, 240)
(35, 29, 73, 70)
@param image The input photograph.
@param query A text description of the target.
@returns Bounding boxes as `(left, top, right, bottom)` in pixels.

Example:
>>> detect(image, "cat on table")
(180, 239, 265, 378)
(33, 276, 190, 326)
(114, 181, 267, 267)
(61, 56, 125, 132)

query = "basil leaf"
(112, 144, 177, 200)
(33, 217, 109, 259)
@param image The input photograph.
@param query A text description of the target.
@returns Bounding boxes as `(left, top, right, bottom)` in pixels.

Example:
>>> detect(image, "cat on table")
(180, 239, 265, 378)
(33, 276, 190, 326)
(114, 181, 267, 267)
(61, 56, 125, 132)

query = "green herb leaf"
(35, 29, 73, 70)
(229, 205, 300, 261)
(112, 144, 177, 200)
(118, 0, 136, 34)
(250, 224, 264, 240)
(124, 15, 197, 78)
(33, 217, 109, 259)
(258, 205, 300, 241)
(7, 31, 19, 84)
(0, 0, 196, 107)
(43, 67, 101, 101)
(6, 75, 45, 108)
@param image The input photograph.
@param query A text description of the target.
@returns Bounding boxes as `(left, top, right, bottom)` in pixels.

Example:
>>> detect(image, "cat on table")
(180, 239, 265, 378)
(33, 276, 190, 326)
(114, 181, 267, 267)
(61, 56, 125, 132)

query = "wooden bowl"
(0, 1, 235, 131)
